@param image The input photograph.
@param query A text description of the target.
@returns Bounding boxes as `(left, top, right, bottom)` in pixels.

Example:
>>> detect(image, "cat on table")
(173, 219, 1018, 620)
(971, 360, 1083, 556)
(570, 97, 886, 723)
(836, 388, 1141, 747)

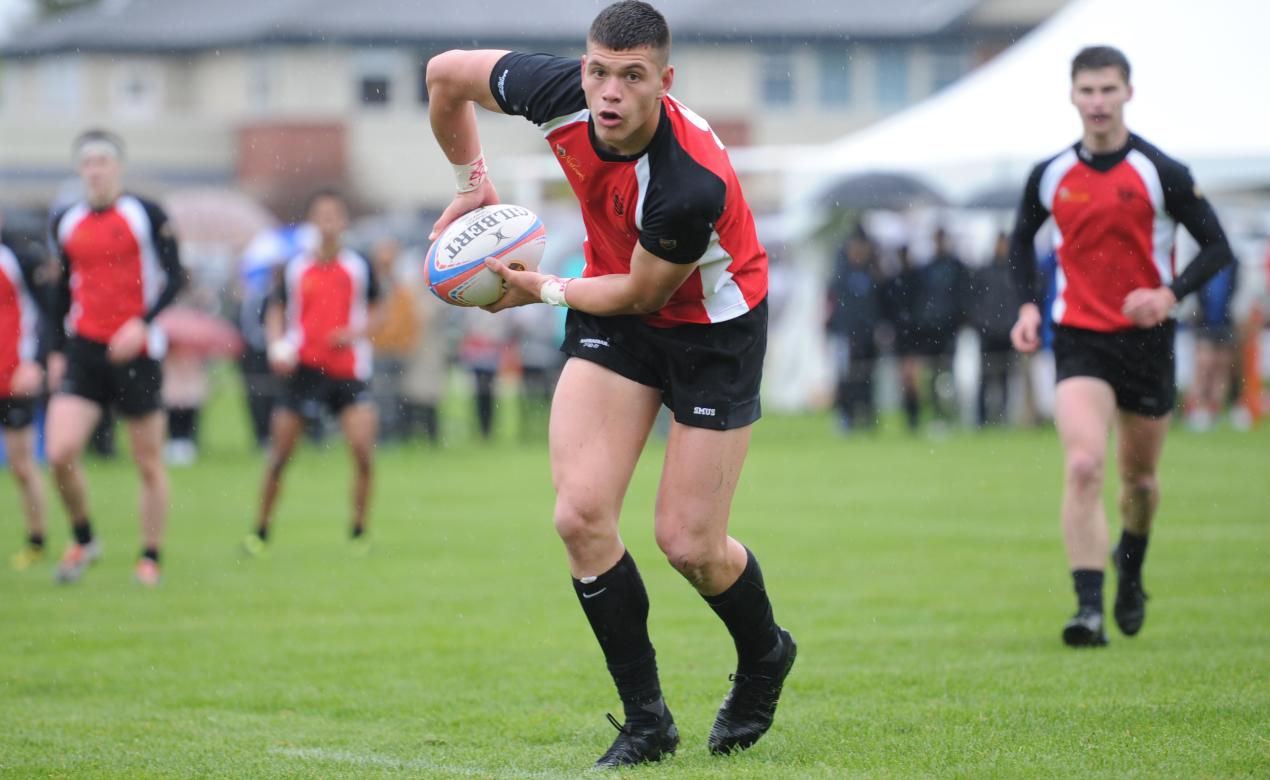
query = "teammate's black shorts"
(1054, 321, 1176, 418)
(60, 336, 162, 418)
(0, 396, 36, 430)
(561, 299, 766, 431)
(281, 364, 371, 419)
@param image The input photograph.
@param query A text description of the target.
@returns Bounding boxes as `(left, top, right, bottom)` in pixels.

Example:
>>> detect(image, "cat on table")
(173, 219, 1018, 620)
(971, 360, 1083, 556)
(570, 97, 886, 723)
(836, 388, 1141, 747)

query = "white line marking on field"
(271, 746, 563, 779)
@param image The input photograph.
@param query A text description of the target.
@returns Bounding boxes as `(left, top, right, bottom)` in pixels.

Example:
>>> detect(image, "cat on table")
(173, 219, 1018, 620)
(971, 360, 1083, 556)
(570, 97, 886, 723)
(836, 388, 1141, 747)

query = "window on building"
(38, 56, 81, 114)
(248, 52, 273, 112)
(818, 47, 852, 107)
(356, 51, 396, 107)
(360, 75, 391, 105)
(760, 48, 795, 106)
(874, 46, 909, 108)
(110, 61, 164, 117)
(931, 44, 967, 93)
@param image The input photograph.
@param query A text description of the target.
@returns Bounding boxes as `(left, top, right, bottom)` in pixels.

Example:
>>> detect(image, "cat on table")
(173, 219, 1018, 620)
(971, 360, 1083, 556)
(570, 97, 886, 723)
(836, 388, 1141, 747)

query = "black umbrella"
(963, 184, 1023, 210)
(819, 172, 947, 211)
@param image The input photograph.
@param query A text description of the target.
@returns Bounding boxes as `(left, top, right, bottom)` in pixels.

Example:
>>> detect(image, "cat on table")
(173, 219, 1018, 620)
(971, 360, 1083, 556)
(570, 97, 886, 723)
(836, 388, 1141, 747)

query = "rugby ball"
(425, 204, 547, 307)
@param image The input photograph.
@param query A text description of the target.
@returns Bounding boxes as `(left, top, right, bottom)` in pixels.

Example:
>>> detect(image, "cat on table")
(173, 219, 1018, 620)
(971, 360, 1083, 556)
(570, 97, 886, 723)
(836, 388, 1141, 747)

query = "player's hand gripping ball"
(425, 205, 546, 307)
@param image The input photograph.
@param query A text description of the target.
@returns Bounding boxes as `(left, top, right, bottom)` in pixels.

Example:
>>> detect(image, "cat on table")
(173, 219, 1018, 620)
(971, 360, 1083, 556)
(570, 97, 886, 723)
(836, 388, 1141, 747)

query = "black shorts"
(0, 397, 36, 430)
(281, 365, 372, 419)
(1054, 322, 1176, 418)
(561, 299, 766, 431)
(60, 336, 162, 418)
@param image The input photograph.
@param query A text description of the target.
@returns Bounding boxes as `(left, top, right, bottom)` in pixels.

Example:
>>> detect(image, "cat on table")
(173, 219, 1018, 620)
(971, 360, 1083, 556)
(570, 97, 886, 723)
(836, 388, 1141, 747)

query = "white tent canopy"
(811, 0, 1270, 204)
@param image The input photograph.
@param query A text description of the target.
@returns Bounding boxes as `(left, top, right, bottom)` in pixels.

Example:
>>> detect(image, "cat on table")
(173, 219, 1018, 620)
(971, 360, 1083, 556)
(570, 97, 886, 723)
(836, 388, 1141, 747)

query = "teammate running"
(244, 190, 381, 555)
(426, 1, 794, 767)
(1009, 46, 1235, 646)
(47, 130, 185, 587)
(1, 222, 49, 571)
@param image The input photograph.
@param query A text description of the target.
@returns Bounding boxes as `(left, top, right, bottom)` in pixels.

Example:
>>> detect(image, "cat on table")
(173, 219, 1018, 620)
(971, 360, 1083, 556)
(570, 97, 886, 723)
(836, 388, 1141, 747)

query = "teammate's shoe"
(1061, 606, 1108, 647)
(9, 545, 44, 571)
(1112, 551, 1149, 636)
(593, 709, 679, 769)
(134, 558, 161, 587)
(54, 540, 102, 583)
(708, 627, 798, 755)
(241, 533, 268, 558)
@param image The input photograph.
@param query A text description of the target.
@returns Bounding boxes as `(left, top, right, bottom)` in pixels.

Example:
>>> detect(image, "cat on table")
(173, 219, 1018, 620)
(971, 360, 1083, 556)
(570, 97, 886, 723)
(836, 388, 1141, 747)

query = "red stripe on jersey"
(543, 96, 767, 326)
(1043, 150, 1174, 332)
(284, 250, 372, 380)
(0, 247, 39, 398)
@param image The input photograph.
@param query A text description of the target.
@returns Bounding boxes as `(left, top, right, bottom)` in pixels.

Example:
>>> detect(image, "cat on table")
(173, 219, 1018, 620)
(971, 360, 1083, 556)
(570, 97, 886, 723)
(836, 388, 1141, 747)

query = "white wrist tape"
(539, 278, 571, 308)
(453, 153, 487, 193)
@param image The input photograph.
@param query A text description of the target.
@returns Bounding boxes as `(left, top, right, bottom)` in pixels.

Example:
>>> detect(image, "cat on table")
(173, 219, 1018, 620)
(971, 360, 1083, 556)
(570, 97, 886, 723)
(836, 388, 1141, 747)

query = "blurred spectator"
(161, 343, 207, 465)
(825, 228, 883, 432)
(914, 228, 969, 429)
(1188, 261, 1240, 431)
(883, 245, 924, 431)
(509, 301, 566, 442)
(458, 309, 511, 441)
(402, 281, 448, 445)
(367, 237, 418, 442)
(971, 231, 1023, 426)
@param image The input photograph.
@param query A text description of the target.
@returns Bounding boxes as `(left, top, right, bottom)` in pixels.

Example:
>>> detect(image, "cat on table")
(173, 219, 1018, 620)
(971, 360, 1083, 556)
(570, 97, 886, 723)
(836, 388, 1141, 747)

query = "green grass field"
(1, 388, 1267, 778)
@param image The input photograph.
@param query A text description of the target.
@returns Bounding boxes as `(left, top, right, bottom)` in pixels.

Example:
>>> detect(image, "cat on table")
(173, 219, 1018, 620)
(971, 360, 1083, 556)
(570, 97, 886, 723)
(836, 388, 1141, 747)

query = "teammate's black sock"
(573, 551, 664, 727)
(142, 548, 160, 564)
(1116, 531, 1149, 579)
(72, 520, 93, 546)
(902, 387, 920, 431)
(254, 525, 269, 542)
(28, 532, 45, 549)
(350, 524, 365, 539)
(703, 547, 781, 674)
(1072, 569, 1104, 611)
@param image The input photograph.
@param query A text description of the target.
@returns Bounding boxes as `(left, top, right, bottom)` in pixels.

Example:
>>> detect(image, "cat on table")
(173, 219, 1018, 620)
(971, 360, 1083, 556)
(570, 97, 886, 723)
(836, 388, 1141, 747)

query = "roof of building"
(2, 0, 989, 56)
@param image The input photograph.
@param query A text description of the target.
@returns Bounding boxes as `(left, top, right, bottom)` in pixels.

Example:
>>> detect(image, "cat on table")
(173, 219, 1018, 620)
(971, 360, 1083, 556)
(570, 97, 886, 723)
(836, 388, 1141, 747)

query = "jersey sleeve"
(638, 157, 726, 265)
(1157, 162, 1235, 300)
(363, 253, 381, 303)
(47, 209, 71, 351)
(489, 51, 587, 126)
(1007, 162, 1050, 306)
(139, 199, 188, 322)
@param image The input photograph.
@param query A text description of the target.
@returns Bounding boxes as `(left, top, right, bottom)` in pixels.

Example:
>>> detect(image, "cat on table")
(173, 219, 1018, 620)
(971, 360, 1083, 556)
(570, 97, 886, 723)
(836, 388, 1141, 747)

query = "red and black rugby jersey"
(1009, 133, 1232, 333)
(491, 52, 768, 327)
(275, 250, 380, 381)
(0, 242, 43, 398)
(50, 194, 184, 348)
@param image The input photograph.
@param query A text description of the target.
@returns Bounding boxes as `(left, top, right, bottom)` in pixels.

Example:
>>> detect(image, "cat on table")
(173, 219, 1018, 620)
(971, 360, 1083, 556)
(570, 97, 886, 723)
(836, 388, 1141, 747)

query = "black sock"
(703, 547, 781, 674)
(142, 548, 160, 564)
(1072, 569, 1104, 611)
(28, 533, 45, 549)
(72, 520, 93, 546)
(1116, 531, 1149, 580)
(351, 525, 365, 539)
(254, 526, 268, 541)
(573, 551, 664, 726)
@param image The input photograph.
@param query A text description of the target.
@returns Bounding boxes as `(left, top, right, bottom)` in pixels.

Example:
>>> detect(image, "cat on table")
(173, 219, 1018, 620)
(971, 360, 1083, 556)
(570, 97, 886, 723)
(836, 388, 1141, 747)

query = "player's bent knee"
(1065, 451, 1104, 489)
(552, 501, 610, 546)
(656, 534, 724, 583)
(1123, 474, 1159, 497)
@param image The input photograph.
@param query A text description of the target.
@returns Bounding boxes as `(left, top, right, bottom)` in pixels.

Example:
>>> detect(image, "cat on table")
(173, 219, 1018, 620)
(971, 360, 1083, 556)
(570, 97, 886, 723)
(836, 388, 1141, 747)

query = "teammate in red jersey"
(243, 190, 382, 556)
(46, 130, 186, 587)
(0, 223, 49, 572)
(1009, 47, 1234, 647)
(426, 2, 793, 767)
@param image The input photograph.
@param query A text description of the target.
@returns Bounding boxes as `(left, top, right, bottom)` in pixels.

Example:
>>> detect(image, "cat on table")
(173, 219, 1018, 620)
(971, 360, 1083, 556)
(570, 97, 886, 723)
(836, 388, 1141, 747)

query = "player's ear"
(660, 64, 674, 98)
(1124, 81, 1134, 102)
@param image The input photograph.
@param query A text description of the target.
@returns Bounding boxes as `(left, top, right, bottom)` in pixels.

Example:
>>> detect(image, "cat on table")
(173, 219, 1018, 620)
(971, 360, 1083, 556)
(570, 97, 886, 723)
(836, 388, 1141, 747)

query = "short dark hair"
(1071, 45, 1130, 83)
(305, 187, 348, 217)
(72, 128, 125, 160)
(589, 1, 670, 61)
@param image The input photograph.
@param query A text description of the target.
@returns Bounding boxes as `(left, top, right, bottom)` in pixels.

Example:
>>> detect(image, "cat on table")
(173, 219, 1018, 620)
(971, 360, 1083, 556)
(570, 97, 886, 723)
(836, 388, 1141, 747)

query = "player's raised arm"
(425, 49, 510, 239)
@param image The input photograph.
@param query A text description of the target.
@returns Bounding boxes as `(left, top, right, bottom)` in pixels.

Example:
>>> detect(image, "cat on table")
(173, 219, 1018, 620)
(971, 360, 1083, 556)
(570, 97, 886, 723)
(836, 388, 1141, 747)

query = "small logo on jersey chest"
(554, 144, 586, 181)
(1117, 186, 1140, 203)
(1058, 186, 1091, 203)
(612, 191, 625, 216)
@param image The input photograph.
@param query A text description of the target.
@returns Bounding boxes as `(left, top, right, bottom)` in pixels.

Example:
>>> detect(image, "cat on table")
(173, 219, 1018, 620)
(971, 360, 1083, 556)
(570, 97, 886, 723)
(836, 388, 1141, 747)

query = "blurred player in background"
(1, 211, 50, 571)
(46, 130, 185, 587)
(427, 1, 794, 767)
(244, 190, 382, 556)
(1009, 47, 1234, 647)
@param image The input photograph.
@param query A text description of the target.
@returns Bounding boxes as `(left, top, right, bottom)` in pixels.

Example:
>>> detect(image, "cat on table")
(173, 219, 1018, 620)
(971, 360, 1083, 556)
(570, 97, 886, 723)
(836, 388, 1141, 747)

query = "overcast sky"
(0, 0, 32, 42)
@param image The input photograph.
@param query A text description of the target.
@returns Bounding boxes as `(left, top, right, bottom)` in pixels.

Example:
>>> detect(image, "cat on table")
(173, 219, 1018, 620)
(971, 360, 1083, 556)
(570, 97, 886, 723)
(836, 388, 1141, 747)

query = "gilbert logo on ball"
(425, 205, 546, 307)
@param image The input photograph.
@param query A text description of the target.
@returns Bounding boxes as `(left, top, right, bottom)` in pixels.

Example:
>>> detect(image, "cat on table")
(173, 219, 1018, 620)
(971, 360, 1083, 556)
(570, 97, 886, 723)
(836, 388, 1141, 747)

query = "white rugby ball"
(425, 204, 547, 307)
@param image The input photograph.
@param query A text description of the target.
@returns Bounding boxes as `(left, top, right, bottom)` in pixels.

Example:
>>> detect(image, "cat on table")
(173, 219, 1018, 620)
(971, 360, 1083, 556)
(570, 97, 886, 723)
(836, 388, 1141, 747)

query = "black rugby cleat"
(708, 627, 797, 755)
(1062, 606, 1109, 647)
(1112, 553, 1149, 637)
(593, 708, 678, 769)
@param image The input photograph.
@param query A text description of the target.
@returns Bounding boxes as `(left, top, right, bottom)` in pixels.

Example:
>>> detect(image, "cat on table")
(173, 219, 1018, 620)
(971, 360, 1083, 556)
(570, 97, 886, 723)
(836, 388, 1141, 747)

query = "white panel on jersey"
(284, 257, 312, 350)
(540, 109, 590, 136)
(633, 156, 650, 232)
(1125, 149, 1176, 284)
(667, 96, 725, 150)
(339, 249, 374, 381)
(56, 203, 92, 335)
(1038, 148, 1079, 211)
(115, 195, 165, 309)
(1052, 262, 1068, 324)
(696, 232, 748, 323)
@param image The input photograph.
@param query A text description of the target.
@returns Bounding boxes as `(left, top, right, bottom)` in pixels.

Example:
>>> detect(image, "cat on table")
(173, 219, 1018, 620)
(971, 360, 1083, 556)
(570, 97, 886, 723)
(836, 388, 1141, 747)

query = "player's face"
(308, 196, 348, 247)
(1070, 67, 1132, 139)
(78, 152, 123, 206)
(581, 43, 673, 155)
